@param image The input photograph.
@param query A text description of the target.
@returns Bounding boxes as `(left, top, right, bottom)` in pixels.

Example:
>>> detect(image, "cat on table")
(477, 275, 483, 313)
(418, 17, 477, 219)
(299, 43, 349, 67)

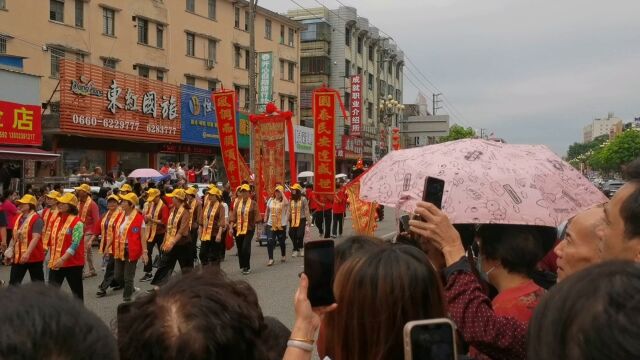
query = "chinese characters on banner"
(59, 60, 181, 142)
(0, 100, 42, 146)
(350, 75, 362, 136)
(257, 53, 273, 113)
(212, 90, 243, 190)
(253, 117, 286, 215)
(344, 175, 378, 235)
(313, 89, 337, 200)
(342, 135, 364, 160)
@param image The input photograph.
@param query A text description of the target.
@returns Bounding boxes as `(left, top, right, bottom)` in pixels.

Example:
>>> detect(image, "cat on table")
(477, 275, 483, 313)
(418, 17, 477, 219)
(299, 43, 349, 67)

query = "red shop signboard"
(0, 100, 42, 145)
(59, 59, 181, 142)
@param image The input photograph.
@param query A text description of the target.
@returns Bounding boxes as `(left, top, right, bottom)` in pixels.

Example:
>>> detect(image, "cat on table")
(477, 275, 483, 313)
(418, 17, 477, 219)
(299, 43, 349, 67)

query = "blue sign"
(180, 84, 219, 146)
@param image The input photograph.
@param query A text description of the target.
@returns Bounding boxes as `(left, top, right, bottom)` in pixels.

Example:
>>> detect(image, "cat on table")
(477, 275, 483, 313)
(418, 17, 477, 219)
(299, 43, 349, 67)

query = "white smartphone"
(403, 318, 458, 360)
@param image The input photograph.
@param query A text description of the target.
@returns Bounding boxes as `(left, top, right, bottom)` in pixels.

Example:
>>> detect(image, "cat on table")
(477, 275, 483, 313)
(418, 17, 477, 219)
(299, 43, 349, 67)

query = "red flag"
(212, 90, 242, 190)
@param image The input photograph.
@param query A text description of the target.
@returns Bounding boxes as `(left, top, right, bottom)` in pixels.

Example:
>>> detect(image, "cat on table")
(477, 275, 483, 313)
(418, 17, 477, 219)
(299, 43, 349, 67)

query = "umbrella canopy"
(336, 173, 348, 179)
(128, 168, 163, 178)
(298, 171, 314, 178)
(360, 139, 607, 227)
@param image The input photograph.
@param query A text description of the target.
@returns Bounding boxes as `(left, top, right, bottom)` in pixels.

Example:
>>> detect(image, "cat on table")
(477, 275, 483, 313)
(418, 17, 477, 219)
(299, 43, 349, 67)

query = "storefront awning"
(0, 147, 60, 161)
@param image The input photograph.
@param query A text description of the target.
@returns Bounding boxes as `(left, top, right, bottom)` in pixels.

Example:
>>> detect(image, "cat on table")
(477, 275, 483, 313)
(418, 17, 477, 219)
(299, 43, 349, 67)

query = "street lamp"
(379, 95, 404, 154)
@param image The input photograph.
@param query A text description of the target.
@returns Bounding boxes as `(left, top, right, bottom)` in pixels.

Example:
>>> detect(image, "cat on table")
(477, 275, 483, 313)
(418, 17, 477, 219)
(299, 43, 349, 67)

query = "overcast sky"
(267, 0, 640, 154)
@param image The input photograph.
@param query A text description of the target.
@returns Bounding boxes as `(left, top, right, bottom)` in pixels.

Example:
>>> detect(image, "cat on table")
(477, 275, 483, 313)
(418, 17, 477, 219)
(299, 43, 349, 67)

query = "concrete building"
(400, 104, 449, 148)
(583, 112, 624, 143)
(287, 6, 404, 171)
(0, 0, 301, 173)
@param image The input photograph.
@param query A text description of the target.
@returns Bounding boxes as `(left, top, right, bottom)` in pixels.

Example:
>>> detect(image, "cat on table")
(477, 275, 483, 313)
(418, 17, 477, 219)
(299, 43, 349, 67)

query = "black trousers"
(98, 255, 120, 291)
(49, 265, 84, 302)
(199, 240, 221, 267)
(219, 230, 227, 260)
(9, 262, 45, 285)
(190, 227, 199, 260)
(289, 218, 307, 252)
(143, 234, 164, 274)
(150, 242, 193, 286)
(267, 227, 287, 259)
(235, 230, 255, 270)
(317, 209, 332, 239)
(332, 213, 344, 236)
(313, 210, 323, 232)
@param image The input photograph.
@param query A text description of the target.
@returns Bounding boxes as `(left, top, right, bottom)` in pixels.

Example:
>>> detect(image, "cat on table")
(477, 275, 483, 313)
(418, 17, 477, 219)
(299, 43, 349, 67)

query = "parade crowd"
(0, 156, 638, 360)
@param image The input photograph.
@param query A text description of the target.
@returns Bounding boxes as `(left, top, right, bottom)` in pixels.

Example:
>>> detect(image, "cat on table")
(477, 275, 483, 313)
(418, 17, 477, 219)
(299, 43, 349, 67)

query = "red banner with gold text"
(313, 89, 337, 201)
(253, 117, 286, 215)
(212, 91, 242, 190)
(0, 100, 42, 146)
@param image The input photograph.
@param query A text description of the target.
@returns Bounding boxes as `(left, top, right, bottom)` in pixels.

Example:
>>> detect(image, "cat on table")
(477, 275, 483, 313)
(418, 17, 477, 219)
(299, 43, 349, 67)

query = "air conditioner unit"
(205, 59, 216, 69)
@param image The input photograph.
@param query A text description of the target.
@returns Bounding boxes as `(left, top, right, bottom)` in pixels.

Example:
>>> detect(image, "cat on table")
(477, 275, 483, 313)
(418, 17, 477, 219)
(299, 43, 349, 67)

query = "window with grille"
(186, 0, 195, 12)
(103, 8, 115, 36)
(103, 58, 117, 70)
(50, 48, 65, 78)
(280, 25, 285, 44)
(138, 19, 149, 44)
(208, 0, 216, 19)
(75, 0, 84, 27)
(288, 28, 294, 46)
(186, 33, 195, 56)
(208, 39, 216, 61)
(265, 19, 272, 40)
(157, 70, 164, 82)
(245, 11, 249, 31)
(138, 66, 149, 78)
(287, 62, 294, 81)
(186, 76, 196, 86)
(234, 7, 240, 28)
(0, 37, 6, 54)
(234, 46, 241, 68)
(50, 0, 64, 22)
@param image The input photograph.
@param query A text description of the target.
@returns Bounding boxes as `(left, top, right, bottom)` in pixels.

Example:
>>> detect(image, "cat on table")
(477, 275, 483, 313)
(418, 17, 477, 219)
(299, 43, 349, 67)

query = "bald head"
(554, 207, 606, 281)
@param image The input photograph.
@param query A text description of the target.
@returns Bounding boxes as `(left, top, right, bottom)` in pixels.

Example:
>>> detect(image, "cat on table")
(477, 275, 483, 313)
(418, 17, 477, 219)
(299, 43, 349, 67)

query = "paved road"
(0, 211, 398, 330)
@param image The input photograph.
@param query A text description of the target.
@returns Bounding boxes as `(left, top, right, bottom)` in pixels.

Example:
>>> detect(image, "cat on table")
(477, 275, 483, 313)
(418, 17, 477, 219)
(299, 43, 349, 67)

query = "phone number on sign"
(71, 115, 177, 135)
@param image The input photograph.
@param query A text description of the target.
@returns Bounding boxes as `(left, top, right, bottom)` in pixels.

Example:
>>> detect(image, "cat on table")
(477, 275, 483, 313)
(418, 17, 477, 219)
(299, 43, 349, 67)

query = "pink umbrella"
(128, 168, 163, 178)
(360, 139, 607, 226)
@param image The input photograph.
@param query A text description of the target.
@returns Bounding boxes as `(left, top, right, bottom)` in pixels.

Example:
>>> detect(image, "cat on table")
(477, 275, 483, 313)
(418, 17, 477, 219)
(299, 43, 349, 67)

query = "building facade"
(400, 104, 449, 148)
(287, 6, 404, 172)
(0, 0, 301, 176)
(582, 112, 624, 143)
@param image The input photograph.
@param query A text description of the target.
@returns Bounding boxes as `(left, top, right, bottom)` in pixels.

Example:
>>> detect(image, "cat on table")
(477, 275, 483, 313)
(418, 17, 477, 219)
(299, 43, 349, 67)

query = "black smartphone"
(304, 240, 335, 307)
(400, 214, 410, 232)
(423, 177, 445, 209)
(403, 319, 458, 360)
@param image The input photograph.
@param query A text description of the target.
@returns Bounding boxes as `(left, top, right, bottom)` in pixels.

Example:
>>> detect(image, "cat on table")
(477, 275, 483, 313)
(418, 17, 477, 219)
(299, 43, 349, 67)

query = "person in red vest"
(5, 194, 45, 285)
(74, 183, 100, 279)
(96, 195, 123, 298)
(113, 193, 147, 302)
(187, 166, 197, 184)
(140, 188, 169, 282)
(331, 183, 348, 238)
(41, 190, 61, 250)
(48, 193, 85, 301)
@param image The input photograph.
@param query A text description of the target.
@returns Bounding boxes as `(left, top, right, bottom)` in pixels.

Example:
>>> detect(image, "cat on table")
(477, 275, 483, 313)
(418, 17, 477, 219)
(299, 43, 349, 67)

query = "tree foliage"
(438, 124, 476, 143)
(588, 130, 640, 171)
(567, 134, 609, 160)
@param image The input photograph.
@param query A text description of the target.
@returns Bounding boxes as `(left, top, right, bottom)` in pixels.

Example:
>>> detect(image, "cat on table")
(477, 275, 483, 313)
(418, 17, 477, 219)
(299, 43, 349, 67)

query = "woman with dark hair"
(48, 193, 85, 301)
(288, 184, 310, 257)
(285, 244, 447, 360)
(229, 184, 261, 275)
(96, 195, 123, 298)
(97, 187, 110, 216)
(199, 187, 226, 267)
(5, 195, 45, 285)
(266, 185, 288, 266)
(528, 261, 640, 360)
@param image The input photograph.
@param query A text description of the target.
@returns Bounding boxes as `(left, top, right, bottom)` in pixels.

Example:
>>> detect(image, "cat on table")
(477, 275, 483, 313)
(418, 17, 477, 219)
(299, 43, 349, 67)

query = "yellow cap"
(16, 194, 37, 206)
(239, 184, 251, 192)
(208, 184, 218, 190)
(46, 190, 61, 199)
(120, 184, 133, 193)
(119, 192, 139, 206)
(207, 186, 220, 195)
(275, 185, 284, 192)
(291, 183, 303, 191)
(166, 189, 186, 201)
(146, 188, 161, 202)
(74, 183, 92, 193)
(107, 194, 120, 202)
(57, 193, 79, 208)
(185, 187, 198, 196)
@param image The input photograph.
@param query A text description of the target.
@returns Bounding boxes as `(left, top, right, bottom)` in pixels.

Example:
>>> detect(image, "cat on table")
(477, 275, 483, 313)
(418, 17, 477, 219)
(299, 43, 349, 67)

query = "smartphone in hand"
(404, 318, 458, 360)
(423, 177, 445, 209)
(303, 240, 335, 307)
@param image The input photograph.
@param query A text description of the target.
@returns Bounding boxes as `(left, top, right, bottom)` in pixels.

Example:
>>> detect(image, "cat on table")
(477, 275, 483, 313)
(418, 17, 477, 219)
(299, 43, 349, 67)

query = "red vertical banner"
(391, 127, 401, 150)
(313, 89, 337, 201)
(252, 116, 286, 215)
(212, 90, 242, 190)
(0, 100, 42, 146)
(350, 75, 362, 136)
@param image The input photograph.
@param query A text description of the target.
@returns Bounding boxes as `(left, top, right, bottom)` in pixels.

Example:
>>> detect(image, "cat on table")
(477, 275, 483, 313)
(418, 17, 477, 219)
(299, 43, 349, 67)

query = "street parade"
(0, 0, 639, 359)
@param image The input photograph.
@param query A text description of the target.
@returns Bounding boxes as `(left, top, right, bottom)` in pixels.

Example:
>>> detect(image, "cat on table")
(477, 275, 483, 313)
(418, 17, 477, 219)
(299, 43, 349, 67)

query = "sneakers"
(281, 256, 286, 263)
(96, 289, 106, 298)
(82, 271, 97, 279)
(242, 268, 252, 275)
(139, 273, 153, 282)
(331, 235, 337, 239)
(300, 250, 304, 257)
(292, 251, 299, 258)
(267, 259, 274, 266)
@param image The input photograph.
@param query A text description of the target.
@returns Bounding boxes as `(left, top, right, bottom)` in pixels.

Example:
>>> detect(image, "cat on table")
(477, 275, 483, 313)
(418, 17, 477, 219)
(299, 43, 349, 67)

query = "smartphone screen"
(304, 240, 335, 307)
(410, 321, 457, 360)
(400, 214, 410, 232)
(423, 177, 445, 209)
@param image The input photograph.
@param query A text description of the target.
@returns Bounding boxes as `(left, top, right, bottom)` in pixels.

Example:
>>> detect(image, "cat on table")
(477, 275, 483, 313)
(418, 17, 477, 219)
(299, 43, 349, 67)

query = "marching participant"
(48, 193, 85, 301)
(139, 188, 168, 282)
(289, 184, 311, 257)
(150, 189, 193, 287)
(266, 185, 289, 266)
(5, 195, 45, 285)
(113, 193, 147, 302)
(119, 183, 133, 195)
(228, 184, 261, 275)
(96, 195, 123, 298)
(74, 183, 100, 279)
(41, 190, 61, 250)
(199, 187, 226, 267)
(185, 187, 202, 263)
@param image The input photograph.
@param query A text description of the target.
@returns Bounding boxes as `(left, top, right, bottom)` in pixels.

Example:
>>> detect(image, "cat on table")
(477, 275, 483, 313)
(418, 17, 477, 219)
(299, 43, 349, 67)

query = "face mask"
(476, 254, 496, 283)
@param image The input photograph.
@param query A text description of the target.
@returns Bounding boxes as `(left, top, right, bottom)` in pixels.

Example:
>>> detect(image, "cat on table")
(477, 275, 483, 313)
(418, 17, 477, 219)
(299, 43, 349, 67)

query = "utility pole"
(432, 93, 442, 115)
(248, 0, 258, 169)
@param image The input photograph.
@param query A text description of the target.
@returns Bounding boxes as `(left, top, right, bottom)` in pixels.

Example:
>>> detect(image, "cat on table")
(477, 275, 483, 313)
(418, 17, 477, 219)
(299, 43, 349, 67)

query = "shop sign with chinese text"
(257, 52, 273, 113)
(59, 60, 181, 142)
(212, 91, 242, 189)
(350, 75, 362, 136)
(342, 135, 363, 160)
(0, 100, 42, 146)
(313, 89, 337, 197)
(284, 125, 314, 154)
(180, 84, 218, 145)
